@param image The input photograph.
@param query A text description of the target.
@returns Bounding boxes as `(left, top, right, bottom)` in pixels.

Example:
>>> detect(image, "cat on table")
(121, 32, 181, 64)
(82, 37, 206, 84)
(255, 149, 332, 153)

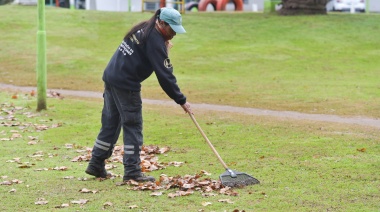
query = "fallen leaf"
(202, 192, 218, 197)
(11, 133, 22, 139)
(103, 202, 113, 207)
(1, 181, 12, 185)
(159, 147, 170, 154)
(168, 161, 184, 167)
(79, 188, 98, 194)
(105, 164, 117, 170)
(200, 170, 212, 176)
(71, 199, 89, 205)
(150, 191, 163, 196)
(128, 205, 138, 209)
(53, 166, 68, 171)
(77, 177, 89, 181)
(29, 154, 44, 158)
(357, 148, 366, 152)
(34, 168, 49, 171)
(18, 164, 32, 168)
(218, 199, 234, 204)
(201, 202, 212, 206)
(28, 136, 38, 140)
(55, 203, 69, 208)
(11, 179, 23, 184)
(35, 198, 48, 205)
(9, 188, 16, 193)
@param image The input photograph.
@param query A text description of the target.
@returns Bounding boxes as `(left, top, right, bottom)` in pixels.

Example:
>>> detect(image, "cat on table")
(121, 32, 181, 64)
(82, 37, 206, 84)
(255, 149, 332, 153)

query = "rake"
(189, 113, 260, 187)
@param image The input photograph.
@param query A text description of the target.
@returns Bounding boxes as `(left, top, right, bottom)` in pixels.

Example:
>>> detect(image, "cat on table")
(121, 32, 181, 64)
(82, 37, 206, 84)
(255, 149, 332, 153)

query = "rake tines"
(220, 169, 260, 188)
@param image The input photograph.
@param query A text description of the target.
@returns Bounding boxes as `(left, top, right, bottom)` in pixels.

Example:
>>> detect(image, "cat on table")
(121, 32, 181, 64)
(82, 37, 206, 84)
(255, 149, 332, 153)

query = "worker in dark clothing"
(85, 7, 192, 182)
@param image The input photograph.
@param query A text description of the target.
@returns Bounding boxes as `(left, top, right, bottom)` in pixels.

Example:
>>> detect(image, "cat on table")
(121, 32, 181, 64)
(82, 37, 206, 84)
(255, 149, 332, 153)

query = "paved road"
(1, 83, 379, 128)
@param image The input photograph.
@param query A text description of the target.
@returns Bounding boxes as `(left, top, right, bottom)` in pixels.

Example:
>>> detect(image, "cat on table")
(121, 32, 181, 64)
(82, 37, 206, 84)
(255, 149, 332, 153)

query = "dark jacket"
(102, 28, 186, 105)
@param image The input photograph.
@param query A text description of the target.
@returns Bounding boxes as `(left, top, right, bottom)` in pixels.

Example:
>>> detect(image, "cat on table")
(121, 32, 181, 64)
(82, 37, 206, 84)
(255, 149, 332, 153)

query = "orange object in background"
(198, 0, 217, 11)
(198, 0, 243, 11)
(216, 0, 243, 11)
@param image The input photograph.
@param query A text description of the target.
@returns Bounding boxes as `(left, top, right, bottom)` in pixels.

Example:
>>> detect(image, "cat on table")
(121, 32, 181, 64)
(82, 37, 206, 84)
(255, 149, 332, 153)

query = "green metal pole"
(37, 0, 47, 111)
(366, 0, 369, 14)
(70, 0, 75, 10)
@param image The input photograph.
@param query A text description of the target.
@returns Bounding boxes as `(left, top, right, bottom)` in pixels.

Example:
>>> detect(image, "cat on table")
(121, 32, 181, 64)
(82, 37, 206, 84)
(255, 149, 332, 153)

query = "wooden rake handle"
(189, 113, 229, 170)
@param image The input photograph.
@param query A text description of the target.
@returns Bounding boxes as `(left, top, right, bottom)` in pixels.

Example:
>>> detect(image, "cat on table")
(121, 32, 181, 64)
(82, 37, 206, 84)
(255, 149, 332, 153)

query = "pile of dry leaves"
(71, 144, 239, 197)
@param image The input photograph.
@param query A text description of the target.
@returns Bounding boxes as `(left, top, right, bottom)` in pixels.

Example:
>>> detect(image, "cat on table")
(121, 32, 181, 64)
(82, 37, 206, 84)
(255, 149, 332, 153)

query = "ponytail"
(124, 8, 161, 43)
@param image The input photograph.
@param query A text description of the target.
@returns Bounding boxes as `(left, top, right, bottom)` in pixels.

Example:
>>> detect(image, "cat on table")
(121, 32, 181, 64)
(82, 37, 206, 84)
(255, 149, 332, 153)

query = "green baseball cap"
(159, 7, 186, 34)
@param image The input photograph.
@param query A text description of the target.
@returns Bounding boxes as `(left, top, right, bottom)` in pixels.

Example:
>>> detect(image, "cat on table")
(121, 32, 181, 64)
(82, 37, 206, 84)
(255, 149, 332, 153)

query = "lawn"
(0, 4, 379, 211)
(0, 92, 379, 211)
(0, 5, 380, 117)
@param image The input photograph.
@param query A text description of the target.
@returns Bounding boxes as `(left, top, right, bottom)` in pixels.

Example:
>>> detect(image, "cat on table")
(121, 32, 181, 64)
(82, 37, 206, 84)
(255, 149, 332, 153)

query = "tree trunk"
(279, 0, 329, 15)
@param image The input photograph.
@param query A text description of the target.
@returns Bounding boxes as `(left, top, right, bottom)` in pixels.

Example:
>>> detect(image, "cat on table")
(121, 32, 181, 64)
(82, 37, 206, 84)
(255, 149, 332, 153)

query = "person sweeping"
(85, 7, 192, 182)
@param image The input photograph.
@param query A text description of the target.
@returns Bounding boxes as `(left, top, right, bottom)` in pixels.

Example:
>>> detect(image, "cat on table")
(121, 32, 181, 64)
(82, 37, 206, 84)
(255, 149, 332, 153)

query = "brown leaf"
(103, 202, 113, 207)
(34, 168, 49, 171)
(8, 188, 16, 193)
(357, 148, 366, 152)
(65, 143, 74, 149)
(168, 161, 184, 167)
(159, 147, 170, 154)
(1, 181, 12, 185)
(150, 191, 163, 196)
(202, 192, 217, 197)
(11, 179, 23, 184)
(201, 202, 212, 206)
(35, 198, 48, 205)
(28, 136, 38, 140)
(53, 166, 68, 171)
(79, 188, 98, 193)
(71, 199, 89, 205)
(218, 199, 234, 204)
(102, 202, 113, 209)
(11, 133, 22, 139)
(128, 205, 138, 209)
(55, 203, 70, 208)
(105, 164, 117, 170)
(18, 164, 32, 168)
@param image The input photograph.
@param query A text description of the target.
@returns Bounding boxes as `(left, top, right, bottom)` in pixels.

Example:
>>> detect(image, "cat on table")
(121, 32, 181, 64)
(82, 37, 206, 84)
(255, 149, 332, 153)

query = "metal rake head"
(219, 169, 260, 188)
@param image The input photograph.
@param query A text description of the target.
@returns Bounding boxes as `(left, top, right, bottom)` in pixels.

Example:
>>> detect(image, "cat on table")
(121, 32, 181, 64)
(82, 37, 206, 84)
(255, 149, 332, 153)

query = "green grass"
(0, 5, 380, 211)
(0, 92, 379, 211)
(0, 5, 380, 118)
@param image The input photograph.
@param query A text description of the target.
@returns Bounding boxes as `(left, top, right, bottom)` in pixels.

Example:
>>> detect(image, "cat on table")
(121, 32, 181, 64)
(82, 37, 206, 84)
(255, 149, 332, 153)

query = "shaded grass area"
(0, 91, 379, 211)
(0, 5, 380, 118)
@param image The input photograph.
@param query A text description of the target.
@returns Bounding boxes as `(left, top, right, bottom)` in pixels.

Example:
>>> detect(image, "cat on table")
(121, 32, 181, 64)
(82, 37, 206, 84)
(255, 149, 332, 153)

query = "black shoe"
(123, 173, 155, 182)
(85, 164, 110, 178)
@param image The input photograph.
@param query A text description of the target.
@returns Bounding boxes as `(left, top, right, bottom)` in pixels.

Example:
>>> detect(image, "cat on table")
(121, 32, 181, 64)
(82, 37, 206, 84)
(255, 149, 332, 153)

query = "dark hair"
(124, 8, 161, 43)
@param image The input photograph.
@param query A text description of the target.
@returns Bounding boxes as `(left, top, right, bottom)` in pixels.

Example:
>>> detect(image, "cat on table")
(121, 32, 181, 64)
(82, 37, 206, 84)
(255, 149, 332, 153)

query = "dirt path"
(1, 83, 379, 129)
